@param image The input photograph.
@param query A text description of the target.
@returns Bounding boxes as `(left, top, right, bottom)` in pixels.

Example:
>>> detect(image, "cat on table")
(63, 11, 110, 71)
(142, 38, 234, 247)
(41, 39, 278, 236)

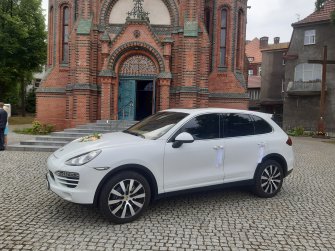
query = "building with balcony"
(283, 0, 335, 132)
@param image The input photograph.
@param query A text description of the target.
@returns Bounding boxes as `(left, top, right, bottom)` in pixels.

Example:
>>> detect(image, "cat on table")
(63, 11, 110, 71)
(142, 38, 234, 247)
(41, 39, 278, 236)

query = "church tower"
(37, 0, 249, 129)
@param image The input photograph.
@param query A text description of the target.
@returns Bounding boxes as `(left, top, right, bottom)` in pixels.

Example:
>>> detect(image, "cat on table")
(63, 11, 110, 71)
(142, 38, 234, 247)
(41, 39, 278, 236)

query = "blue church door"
(118, 79, 136, 121)
(118, 79, 155, 121)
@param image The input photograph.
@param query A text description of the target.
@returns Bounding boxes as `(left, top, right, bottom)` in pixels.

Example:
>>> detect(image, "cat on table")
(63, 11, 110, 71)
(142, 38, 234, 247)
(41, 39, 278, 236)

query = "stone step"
(20, 140, 68, 147)
(50, 132, 92, 138)
(35, 136, 76, 142)
(76, 124, 131, 130)
(63, 128, 113, 134)
(96, 120, 137, 126)
(6, 120, 137, 152)
(6, 144, 59, 152)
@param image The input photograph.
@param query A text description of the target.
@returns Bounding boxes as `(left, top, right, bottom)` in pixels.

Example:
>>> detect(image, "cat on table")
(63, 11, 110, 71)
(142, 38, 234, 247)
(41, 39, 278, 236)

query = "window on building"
(294, 63, 322, 82)
(304, 30, 316, 45)
(74, 0, 78, 21)
(258, 66, 262, 76)
(61, 6, 70, 64)
(205, 8, 211, 36)
(220, 9, 228, 67)
(248, 69, 254, 76)
(48, 7, 54, 66)
(248, 57, 254, 62)
(236, 10, 243, 68)
(205, 8, 213, 72)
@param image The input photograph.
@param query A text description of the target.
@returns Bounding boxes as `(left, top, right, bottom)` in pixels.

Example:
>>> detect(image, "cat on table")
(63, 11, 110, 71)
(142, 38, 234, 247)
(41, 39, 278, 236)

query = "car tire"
(253, 159, 284, 198)
(99, 171, 151, 224)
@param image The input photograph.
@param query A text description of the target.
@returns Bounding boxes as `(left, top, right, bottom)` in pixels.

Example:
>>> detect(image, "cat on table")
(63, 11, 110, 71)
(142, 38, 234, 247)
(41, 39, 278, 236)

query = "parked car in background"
(47, 108, 294, 224)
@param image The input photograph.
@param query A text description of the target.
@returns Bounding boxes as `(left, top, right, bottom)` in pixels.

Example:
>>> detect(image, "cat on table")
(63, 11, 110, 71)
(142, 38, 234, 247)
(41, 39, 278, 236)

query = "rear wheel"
(253, 160, 284, 198)
(99, 171, 151, 224)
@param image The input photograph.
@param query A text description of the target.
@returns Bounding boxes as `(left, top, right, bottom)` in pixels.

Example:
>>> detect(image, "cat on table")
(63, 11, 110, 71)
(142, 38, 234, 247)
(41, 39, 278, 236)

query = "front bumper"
(46, 154, 107, 204)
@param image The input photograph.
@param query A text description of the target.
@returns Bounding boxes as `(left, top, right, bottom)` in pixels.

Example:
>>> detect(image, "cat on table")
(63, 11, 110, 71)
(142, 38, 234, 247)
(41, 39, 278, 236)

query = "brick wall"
(37, 0, 249, 130)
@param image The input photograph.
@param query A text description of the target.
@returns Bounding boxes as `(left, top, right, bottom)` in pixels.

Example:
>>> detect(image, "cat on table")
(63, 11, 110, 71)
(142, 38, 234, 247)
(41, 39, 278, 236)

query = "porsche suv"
(47, 108, 294, 224)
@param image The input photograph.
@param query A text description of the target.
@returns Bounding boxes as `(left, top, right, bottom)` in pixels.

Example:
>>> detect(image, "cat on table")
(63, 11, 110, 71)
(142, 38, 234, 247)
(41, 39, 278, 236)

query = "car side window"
(223, 113, 254, 137)
(177, 114, 220, 140)
(251, 115, 273, 134)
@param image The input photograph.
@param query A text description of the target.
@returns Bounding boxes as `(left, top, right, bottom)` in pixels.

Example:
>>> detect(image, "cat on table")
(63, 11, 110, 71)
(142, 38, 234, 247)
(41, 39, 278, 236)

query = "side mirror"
(172, 132, 194, 148)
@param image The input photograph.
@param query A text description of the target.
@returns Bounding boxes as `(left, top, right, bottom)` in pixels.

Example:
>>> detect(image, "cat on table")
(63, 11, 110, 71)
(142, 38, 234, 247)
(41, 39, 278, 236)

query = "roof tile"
(293, 0, 335, 26)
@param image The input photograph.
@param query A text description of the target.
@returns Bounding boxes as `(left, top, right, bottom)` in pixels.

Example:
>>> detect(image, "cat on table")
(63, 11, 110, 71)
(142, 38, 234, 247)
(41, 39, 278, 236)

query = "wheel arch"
(253, 153, 288, 180)
(93, 164, 159, 207)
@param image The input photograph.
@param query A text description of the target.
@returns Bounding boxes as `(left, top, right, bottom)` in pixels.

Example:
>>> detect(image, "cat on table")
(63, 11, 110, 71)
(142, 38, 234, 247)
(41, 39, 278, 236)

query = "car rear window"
(251, 115, 273, 134)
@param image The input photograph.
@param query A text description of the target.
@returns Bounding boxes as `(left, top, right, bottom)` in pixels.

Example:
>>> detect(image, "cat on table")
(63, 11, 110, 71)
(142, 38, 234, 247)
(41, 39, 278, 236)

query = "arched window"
(204, 7, 213, 72)
(294, 64, 322, 82)
(48, 7, 54, 66)
(204, 8, 211, 36)
(236, 9, 243, 69)
(74, 0, 78, 21)
(220, 8, 228, 67)
(61, 6, 70, 64)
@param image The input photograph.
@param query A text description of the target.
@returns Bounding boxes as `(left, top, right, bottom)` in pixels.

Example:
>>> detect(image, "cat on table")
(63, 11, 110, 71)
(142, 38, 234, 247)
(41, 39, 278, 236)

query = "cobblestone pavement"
(0, 137, 335, 251)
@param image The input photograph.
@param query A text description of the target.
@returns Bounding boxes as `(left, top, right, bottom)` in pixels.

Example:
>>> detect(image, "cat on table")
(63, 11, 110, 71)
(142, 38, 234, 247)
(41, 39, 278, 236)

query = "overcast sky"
(41, 0, 316, 42)
(246, 0, 315, 42)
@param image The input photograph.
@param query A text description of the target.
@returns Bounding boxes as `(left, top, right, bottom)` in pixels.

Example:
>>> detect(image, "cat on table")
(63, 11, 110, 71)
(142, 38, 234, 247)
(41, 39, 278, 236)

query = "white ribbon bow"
(216, 146, 224, 168)
(258, 142, 266, 164)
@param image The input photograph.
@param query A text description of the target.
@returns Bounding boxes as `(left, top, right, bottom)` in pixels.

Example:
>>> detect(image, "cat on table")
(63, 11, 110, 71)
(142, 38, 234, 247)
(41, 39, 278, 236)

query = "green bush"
(287, 127, 305, 136)
(14, 121, 54, 135)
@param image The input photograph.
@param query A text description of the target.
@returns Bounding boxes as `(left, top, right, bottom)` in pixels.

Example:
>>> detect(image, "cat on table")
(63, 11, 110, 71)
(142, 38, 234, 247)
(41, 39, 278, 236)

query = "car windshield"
(124, 112, 189, 140)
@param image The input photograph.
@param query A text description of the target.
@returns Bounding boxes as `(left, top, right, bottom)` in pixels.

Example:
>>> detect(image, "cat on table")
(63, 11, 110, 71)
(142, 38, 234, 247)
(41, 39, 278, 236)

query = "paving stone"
(0, 137, 335, 250)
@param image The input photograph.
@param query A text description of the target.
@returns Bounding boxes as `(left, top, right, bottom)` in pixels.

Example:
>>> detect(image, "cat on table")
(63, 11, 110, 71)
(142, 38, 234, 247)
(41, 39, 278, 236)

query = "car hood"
(53, 132, 145, 160)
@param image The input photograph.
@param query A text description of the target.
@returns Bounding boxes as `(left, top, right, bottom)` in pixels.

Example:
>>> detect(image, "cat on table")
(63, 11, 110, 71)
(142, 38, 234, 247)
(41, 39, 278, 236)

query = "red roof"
(248, 76, 261, 88)
(293, 0, 335, 26)
(246, 38, 262, 64)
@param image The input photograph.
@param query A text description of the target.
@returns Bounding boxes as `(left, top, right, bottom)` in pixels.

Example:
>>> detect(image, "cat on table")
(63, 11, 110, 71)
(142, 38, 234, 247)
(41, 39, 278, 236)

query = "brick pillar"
(100, 76, 113, 120)
(111, 78, 118, 120)
(158, 78, 171, 110)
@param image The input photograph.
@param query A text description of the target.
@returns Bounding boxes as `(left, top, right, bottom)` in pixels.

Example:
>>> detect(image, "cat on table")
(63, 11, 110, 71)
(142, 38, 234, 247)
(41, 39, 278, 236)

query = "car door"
(163, 113, 225, 192)
(222, 113, 260, 183)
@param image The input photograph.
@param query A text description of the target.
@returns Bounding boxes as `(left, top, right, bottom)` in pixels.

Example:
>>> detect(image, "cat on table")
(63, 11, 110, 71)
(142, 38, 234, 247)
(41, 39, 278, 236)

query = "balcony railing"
(287, 81, 323, 96)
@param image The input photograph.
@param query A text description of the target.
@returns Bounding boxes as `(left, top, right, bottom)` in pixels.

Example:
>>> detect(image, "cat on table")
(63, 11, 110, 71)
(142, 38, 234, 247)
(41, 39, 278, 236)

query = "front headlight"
(65, 150, 102, 166)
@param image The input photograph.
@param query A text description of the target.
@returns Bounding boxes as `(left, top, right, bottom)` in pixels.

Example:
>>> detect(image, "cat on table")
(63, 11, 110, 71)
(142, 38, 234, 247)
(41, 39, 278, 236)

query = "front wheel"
(99, 171, 151, 224)
(253, 160, 284, 198)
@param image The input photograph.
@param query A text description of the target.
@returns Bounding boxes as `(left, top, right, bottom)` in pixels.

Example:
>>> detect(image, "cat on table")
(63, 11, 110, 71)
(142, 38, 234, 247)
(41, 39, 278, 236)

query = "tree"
(0, 0, 46, 115)
(315, 0, 335, 24)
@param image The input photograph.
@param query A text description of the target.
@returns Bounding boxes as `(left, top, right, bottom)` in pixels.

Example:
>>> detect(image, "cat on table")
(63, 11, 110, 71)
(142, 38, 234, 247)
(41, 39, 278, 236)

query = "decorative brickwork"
(120, 55, 157, 76)
(37, 0, 249, 130)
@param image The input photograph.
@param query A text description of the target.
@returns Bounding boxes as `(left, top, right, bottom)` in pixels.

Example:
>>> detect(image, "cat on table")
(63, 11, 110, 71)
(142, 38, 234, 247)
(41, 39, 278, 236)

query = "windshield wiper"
(124, 130, 145, 138)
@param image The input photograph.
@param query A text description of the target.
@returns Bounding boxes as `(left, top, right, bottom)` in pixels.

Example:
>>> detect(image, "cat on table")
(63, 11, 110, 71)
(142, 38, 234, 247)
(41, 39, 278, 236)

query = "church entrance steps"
(6, 120, 137, 152)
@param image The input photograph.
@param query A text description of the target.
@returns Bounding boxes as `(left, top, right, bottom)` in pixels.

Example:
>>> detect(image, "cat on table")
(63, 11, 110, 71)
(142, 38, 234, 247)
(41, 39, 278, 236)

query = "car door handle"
(213, 146, 224, 150)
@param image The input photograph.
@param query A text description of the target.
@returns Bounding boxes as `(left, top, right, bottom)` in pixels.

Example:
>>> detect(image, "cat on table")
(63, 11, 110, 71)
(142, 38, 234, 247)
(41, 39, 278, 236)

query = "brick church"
(37, 0, 249, 129)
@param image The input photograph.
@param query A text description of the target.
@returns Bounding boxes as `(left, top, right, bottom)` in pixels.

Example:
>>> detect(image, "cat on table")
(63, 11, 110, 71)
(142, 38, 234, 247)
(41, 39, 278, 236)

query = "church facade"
(37, 0, 249, 129)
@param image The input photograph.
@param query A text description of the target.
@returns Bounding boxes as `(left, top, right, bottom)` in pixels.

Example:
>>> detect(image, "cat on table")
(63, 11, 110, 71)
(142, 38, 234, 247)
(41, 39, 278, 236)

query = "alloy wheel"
(260, 165, 282, 194)
(108, 179, 146, 219)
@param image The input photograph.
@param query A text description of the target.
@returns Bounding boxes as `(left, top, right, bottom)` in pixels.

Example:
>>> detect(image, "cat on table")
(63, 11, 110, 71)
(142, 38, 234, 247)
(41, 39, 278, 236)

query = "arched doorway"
(118, 54, 158, 121)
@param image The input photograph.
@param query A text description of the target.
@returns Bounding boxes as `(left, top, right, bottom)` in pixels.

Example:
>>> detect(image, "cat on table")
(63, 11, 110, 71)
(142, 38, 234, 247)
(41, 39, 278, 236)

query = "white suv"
(47, 109, 294, 224)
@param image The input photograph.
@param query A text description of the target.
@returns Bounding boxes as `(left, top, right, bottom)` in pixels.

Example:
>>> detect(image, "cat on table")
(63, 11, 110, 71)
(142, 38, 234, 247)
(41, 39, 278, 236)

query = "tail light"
(286, 137, 292, 146)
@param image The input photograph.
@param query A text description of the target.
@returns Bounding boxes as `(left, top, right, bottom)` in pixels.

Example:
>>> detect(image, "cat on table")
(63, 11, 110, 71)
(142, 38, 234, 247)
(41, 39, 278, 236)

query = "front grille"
(54, 171, 80, 188)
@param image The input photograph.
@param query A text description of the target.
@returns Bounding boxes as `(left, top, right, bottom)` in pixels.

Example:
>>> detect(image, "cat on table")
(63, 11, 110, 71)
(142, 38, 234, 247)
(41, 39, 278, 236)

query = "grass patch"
(9, 116, 35, 125)
(324, 140, 335, 144)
